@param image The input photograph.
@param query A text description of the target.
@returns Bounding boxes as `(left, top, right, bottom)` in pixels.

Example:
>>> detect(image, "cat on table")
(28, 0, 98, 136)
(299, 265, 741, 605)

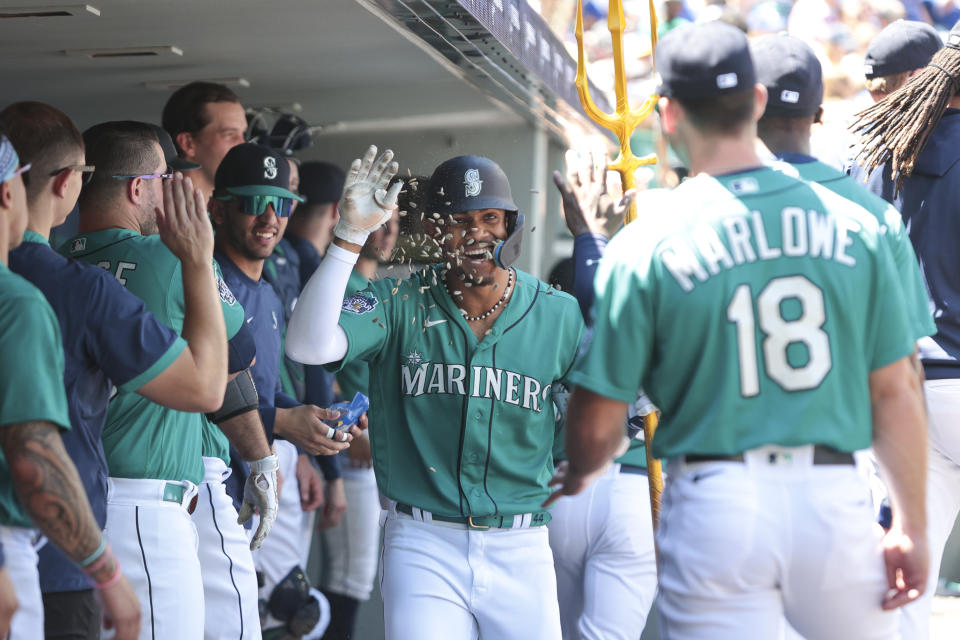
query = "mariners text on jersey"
(662, 206, 859, 293)
(400, 358, 550, 411)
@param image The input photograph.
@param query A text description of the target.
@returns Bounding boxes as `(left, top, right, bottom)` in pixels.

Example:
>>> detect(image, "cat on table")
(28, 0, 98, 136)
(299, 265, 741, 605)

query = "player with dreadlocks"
(849, 22, 960, 640)
(850, 26, 960, 193)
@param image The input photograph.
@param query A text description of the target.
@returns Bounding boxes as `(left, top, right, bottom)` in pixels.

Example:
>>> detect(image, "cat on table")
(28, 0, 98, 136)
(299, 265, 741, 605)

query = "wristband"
(333, 219, 372, 246)
(94, 562, 123, 590)
(83, 545, 113, 576)
(248, 453, 279, 475)
(79, 538, 107, 568)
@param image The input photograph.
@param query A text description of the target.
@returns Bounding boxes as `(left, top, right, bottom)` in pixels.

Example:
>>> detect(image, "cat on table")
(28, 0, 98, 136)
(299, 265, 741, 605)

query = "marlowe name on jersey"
(401, 361, 551, 412)
(661, 208, 859, 293)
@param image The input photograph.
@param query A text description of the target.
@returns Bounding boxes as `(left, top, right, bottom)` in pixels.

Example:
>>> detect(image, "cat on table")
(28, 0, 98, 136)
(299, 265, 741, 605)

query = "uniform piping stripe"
(484, 346, 500, 514)
(135, 506, 156, 640)
(207, 484, 244, 639)
(432, 284, 473, 514)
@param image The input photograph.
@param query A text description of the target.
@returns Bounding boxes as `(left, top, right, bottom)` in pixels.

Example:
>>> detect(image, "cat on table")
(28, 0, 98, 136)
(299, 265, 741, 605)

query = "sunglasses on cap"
(216, 193, 294, 218)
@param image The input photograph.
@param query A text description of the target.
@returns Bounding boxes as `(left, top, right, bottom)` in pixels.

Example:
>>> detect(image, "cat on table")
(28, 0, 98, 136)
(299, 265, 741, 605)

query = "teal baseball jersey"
(332, 265, 585, 517)
(571, 167, 915, 460)
(336, 270, 372, 399)
(0, 264, 71, 527)
(63, 228, 245, 481)
(776, 158, 935, 342)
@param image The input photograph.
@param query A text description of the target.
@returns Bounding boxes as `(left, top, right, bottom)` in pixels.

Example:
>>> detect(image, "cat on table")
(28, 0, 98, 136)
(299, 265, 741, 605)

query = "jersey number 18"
(726, 275, 832, 397)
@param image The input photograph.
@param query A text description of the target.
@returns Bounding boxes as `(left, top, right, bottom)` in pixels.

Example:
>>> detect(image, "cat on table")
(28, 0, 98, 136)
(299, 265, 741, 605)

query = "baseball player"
(551, 22, 929, 639)
(162, 81, 247, 202)
(162, 83, 289, 640)
(286, 147, 584, 639)
(0, 102, 260, 639)
(0, 134, 140, 639)
(549, 153, 657, 640)
(63, 121, 278, 639)
(862, 20, 942, 103)
(849, 22, 960, 639)
(208, 142, 355, 639)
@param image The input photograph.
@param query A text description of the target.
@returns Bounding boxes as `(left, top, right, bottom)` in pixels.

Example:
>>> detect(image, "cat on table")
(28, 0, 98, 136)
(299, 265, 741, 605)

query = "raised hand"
(553, 149, 634, 239)
(156, 172, 214, 266)
(334, 145, 403, 245)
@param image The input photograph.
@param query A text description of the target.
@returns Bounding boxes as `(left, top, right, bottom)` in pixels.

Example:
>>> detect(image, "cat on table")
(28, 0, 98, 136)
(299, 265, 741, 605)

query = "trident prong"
(574, 0, 659, 225)
(574, 0, 664, 530)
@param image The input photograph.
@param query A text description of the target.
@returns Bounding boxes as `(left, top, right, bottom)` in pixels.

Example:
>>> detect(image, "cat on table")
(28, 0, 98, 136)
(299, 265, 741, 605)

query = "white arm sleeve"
(285, 243, 359, 365)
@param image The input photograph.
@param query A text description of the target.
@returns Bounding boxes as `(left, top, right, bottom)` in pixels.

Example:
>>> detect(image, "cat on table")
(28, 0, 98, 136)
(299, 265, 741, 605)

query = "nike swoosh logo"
(246, 317, 254, 324)
(585, 258, 600, 267)
(424, 319, 447, 328)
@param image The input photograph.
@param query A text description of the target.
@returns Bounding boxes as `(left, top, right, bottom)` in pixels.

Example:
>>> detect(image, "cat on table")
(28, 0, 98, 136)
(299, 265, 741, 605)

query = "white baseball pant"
(322, 465, 381, 601)
(0, 525, 43, 638)
(548, 463, 657, 640)
(901, 379, 960, 640)
(657, 445, 898, 640)
(379, 503, 562, 640)
(103, 477, 204, 640)
(193, 457, 262, 640)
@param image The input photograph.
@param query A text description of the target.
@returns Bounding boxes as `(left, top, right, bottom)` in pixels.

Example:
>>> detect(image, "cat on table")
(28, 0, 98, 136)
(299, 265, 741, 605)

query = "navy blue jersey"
(10, 232, 184, 593)
(215, 251, 291, 438)
(287, 235, 323, 286)
(848, 109, 960, 378)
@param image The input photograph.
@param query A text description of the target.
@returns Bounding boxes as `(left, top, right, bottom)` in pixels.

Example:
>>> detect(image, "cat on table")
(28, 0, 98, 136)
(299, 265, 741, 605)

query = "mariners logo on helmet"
(263, 156, 278, 180)
(342, 292, 379, 315)
(464, 168, 483, 197)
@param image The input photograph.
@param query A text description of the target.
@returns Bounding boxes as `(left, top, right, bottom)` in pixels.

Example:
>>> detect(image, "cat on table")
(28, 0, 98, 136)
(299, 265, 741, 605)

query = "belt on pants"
(395, 503, 551, 529)
(683, 444, 854, 467)
(107, 477, 199, 514)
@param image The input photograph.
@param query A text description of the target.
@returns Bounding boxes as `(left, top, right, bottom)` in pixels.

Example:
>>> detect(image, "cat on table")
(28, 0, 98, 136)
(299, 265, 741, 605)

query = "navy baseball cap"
(864, 20, 942, 79)
(949, 19, 960, 49)
(298, 161, 345, 204)
(655, 21, 756, 100)
(751, 34, 823, 117)
(148, 124, 201, 172)
(214, 143, 303, 201)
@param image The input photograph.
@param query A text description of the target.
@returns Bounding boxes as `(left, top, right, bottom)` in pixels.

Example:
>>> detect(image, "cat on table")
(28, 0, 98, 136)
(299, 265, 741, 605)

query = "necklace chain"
(444, 269, 514, 322)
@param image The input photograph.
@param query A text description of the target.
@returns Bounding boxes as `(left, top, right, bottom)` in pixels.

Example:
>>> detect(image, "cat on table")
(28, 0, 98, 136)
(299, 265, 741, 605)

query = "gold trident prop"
(574, 0, 664, 528)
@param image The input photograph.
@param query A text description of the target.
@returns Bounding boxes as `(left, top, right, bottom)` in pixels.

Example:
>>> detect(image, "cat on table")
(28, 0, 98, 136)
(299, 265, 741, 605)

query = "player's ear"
(0, 180, 12, 211)
(814, 106, 824, 125)
(126, 176, 144, 206)
(658, 96, 680, 134)
(208, 199, 226, 225)
(752, 84, 768, 124)
(51, 166, 74, 199)
(176, 132, 197, 161)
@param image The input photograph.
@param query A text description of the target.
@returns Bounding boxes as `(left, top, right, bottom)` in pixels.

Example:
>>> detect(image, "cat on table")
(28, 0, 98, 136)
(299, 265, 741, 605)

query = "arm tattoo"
(0, 421, 102, 565)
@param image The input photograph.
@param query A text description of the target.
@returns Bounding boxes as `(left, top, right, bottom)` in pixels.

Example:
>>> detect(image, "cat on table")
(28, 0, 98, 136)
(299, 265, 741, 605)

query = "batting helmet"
(426, 155, 525, 267)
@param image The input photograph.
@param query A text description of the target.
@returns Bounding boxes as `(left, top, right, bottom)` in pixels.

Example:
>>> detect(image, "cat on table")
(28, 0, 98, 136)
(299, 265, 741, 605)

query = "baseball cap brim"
(225, 184, 305, 202)
(169, 156, 202, 172)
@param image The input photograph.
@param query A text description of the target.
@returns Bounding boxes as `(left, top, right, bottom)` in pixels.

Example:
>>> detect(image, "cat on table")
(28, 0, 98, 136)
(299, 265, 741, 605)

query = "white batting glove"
(237, 454, 279, 550)
(334, 145, 403, 245)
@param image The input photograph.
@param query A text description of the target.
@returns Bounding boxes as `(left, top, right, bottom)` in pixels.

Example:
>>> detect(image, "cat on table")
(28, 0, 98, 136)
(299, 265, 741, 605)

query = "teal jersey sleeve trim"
(118, 335, 187, 393)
